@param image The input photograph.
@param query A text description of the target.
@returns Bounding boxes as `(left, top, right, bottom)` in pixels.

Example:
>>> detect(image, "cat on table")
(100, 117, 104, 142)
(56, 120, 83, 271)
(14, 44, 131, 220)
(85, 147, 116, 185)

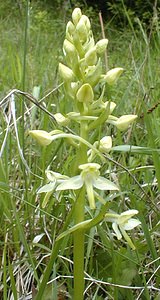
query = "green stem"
(73, 189, 85, 300)
(73, 121, 88, 300)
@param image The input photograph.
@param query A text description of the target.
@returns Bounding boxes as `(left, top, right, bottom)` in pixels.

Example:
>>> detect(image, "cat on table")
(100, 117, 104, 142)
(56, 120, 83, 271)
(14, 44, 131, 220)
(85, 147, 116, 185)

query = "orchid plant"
(30, 8, 140, 299)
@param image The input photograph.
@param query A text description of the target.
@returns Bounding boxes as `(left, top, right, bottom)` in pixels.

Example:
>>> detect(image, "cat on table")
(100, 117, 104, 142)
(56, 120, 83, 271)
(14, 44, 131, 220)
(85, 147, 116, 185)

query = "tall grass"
(0, 1, 160, 299)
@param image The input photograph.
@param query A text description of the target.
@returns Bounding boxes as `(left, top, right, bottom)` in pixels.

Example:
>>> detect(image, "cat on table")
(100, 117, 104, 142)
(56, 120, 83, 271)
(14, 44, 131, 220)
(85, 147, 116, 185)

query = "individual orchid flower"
(76, 83, 94, 103)
(37, 170, 69, 208)
(101, 67, 124, 85)
(88, 136, 112, 162)
(99, 136, 112, 153)
(56, 163, 119, 209)
(107, 115, 137, 131)
(29, 130, 53, 146)
(58, 63, 75, 81)
(29, 129, 63, 146)
(105, 209, 141, 249)
(95, 39, 108, 54)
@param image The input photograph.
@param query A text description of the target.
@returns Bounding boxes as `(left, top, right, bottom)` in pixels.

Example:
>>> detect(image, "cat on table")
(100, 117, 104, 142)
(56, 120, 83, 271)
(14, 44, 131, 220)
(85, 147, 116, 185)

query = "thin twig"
(99, 11, 108, 72)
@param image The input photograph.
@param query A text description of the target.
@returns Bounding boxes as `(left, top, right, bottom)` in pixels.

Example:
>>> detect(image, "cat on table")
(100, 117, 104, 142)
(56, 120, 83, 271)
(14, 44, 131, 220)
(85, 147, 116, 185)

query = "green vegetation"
(0, 1, 160, 299)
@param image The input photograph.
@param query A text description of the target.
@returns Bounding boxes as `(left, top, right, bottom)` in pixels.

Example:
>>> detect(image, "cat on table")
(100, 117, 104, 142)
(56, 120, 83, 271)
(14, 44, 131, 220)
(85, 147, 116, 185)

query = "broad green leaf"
(112, 145, 160, 154)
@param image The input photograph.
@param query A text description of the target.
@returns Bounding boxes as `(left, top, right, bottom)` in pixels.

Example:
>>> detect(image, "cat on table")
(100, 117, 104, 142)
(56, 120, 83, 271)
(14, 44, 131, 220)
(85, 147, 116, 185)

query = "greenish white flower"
(76, 83, 94, 103)
(99, 136, 112, 153)
(76, 18, 88, 42)
(83, 35, 95, 52)
(101, 67, 124, 85)
(72, 8, 82, 25)
(29, 130, 53, 146)
(108, 115, 137, 131)
(59, 63, 74, 81)
(56, 163, 119, 209)
(96, 39, 108, 54)
(105, 209, 141, 249)
(115, 115, 137, 131)
(85, 47, 97, 66)
(80, 15, 91, 31)
(37, 170, 69, 208)
(85, 58, 102, 86)
(63, 39, 77, 58)
(88, 136, 112, 162)
(66, 21, 75, 41)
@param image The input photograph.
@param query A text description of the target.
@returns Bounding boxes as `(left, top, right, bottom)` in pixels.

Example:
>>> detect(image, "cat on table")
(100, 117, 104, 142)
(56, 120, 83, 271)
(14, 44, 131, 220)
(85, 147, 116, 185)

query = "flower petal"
(112, 222, 122, 240)
(29, 130, 53, 146)
(118, 210, 139, 224)
(46, 170, 69, 181)
(85, 181, 95, 209)
(119, 226, 136, 250)
(56, 175, 83, 191)
(93, 176, 119, 190)
(37, 182, 56, 194)
(42, 191, 53, 208)
(105, 213, 119, 223)
(122, 218, 141, 231)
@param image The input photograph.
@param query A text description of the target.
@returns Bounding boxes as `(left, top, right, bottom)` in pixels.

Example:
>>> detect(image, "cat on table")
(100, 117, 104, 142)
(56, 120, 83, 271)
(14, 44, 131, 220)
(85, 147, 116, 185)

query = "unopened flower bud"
(85, 58, 102, 86)
(76, 18, 88, 42)
(63, 39, 77, 56)
(83, 36, 95, 52)
(72, 8, 82, 25)
(102, 68, 124, 85)
(80, 15, 91, 31)
(96, 39, 108, 54)
(115, 115, 137, 131)
(29, 130, 53, 146)
(66, 21, 75, 35)
(99, 136, 112, 153)
(85, 47, 97, 66)
(76, 83, 94, 103)
(59, 63, 74, 81)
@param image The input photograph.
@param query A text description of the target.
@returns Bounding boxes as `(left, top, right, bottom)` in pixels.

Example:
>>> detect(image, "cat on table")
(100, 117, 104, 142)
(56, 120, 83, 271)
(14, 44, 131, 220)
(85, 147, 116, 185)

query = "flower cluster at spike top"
(58, 7, 137, 126)
(30, 8, 141, 248)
